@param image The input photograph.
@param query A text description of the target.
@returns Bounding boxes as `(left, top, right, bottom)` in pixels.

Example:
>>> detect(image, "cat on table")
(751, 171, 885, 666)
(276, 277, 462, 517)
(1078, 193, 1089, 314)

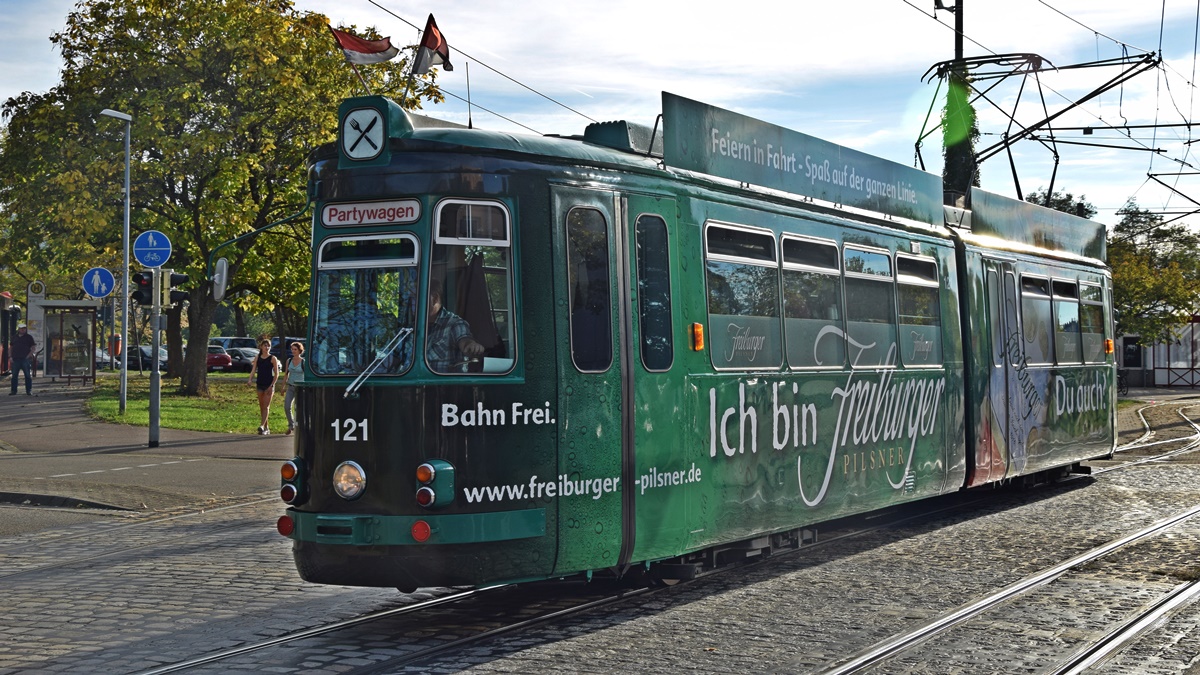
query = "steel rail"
(1050, 579, 1200, 675)
(133, 588, 489, 675)
(809, 503, 1200, 675)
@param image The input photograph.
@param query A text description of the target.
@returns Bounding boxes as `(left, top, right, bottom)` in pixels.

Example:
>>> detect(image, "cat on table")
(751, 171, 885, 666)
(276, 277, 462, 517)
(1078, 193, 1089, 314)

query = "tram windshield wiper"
(343, 327, 413, 399)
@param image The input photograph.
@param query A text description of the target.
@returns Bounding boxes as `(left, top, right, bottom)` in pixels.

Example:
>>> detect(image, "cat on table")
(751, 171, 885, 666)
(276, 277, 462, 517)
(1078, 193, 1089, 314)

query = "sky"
(4, 0, 1200, 226)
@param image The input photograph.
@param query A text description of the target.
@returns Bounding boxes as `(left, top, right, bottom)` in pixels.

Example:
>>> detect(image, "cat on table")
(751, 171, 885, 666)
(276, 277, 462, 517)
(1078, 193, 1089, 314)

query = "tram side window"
(782, 237, 843, 369)
(566, 207, 613, 372)
(705, 224, 782, 370)
(1052, 280, 1082, 364)
(1021, 276, 1054, 365)
(636, 215, 673, 371)
(428, 201, 515, 375)
(311, 235, 420, 376)
(844, 247, 896, 367)
(897, 256, 942, 366)
(1079, 284, 1106, 363)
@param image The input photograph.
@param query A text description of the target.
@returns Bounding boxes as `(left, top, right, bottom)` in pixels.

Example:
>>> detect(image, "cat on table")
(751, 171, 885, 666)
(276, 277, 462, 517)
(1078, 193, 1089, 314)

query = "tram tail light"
(415, 459, 455, 509)
(277, 515, 295, 537)
(415, 486, 436, 507)
(280, 458, 307, 505)
(690, 323, 705, 351)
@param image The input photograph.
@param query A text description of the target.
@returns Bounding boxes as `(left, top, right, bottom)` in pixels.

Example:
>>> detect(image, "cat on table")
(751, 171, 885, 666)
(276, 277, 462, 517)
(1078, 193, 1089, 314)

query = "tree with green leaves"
(1107, 199, 1200, 343)
(0, 0, 443, 396)
(1024, 187, 1097, 220)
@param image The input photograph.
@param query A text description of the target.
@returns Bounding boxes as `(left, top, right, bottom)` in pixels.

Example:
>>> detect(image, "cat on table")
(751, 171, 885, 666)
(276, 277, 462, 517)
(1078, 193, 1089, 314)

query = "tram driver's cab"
(309, 198, 516, 380)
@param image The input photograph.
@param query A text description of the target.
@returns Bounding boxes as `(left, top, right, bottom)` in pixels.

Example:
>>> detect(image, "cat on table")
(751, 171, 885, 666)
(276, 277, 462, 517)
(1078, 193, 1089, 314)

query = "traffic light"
(131, 270, 155, 306)
(162, 269, 189, 306)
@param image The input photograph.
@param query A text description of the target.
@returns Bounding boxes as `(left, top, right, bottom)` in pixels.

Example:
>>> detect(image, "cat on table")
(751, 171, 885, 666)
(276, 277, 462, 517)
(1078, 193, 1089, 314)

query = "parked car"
(210, 336, 258, 352)
(95, 347, 114, 370)
(226, 346, 258, 372)
(136, 345, 168, 371)
(206, 345, 233, 372)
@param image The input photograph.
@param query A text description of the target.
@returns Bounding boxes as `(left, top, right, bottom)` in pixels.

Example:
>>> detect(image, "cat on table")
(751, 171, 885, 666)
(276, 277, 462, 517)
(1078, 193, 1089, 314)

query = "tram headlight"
(333, 461, 367, 500)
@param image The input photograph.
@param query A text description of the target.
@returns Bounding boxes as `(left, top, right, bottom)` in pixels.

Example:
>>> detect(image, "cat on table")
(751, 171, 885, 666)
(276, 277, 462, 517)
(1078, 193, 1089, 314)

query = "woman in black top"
(247, 338, 279, 434)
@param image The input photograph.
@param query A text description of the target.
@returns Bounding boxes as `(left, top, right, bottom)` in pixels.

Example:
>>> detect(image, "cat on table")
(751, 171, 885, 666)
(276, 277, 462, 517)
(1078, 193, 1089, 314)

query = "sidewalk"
(0, 376, 292, 516)
(0, 375, 290, 459)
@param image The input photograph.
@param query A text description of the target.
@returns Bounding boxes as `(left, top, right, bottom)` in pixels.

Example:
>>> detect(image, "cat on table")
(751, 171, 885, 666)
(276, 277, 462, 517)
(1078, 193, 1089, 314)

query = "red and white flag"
(411, 14, 453, 75)
(329, 27, 400, 65)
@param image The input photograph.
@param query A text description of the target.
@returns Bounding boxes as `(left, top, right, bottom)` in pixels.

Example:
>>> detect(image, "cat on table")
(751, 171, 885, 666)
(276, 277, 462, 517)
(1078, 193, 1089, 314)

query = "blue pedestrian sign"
(83, 267, 116, 298)
(133, 230, 172, 268)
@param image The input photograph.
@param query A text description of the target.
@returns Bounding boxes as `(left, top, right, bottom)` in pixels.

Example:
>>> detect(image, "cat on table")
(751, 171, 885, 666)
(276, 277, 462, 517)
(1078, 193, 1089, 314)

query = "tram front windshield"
(310, 201, 515, 378)
(311, 235, 419, 376)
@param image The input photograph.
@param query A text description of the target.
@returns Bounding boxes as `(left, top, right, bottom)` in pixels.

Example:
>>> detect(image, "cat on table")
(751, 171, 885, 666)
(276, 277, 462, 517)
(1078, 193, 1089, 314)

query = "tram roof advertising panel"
(969, 188, 1106, 261)
(662, 92, 942, 225)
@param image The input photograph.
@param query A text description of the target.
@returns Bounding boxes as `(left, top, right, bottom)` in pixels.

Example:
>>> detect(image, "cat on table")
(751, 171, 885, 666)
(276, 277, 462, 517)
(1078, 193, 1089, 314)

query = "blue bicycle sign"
(133, 230, 172, 268)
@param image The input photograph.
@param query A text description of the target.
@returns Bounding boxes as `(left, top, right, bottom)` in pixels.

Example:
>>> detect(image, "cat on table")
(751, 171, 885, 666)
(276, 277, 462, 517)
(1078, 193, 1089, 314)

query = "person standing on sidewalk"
(9, 323, 35, 396)
(279, 341, 304, 436)
(247, 338, 279, 434)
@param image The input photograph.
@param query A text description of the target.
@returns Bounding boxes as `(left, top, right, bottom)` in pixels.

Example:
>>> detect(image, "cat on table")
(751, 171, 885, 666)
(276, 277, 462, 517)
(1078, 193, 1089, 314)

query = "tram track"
(800, 403, 1200, 674)
(810, 502, 1200, 674)
(104, 405, 1200, 674)
(114, 480, 1148, 673)
(1115, 402, 1200, 454)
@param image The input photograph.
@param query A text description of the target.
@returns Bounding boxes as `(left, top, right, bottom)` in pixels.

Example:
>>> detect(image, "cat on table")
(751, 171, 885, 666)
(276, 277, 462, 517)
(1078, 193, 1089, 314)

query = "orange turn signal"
(1104, 338, 1114, 354)
(281, 460, 298, 481)
(690, 323, 705, 351)
(416, 462, 435, 484)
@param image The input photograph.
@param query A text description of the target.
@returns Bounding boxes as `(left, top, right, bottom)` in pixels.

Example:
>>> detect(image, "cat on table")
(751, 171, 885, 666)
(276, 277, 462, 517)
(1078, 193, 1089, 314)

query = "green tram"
(276, 93, 1115, 589)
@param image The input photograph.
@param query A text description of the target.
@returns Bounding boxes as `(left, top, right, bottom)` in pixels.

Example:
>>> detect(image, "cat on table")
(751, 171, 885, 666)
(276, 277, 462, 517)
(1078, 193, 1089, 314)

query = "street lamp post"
(100, 108, 132, 414)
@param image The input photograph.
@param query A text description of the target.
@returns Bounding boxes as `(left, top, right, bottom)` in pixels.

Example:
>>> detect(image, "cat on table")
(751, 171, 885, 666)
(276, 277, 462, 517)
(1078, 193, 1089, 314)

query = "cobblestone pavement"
(2, 393, 1200, 673)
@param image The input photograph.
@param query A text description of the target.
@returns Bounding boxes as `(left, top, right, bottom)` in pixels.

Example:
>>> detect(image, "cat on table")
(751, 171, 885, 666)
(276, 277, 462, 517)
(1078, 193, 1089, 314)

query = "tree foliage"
(1024, 187, 1097, 220)
(1107, 199, 1200, 342)
(0, 0, 443, 395)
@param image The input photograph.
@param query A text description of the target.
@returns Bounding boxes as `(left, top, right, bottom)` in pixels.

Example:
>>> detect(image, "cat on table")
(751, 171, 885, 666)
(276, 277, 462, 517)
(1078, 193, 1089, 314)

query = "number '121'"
(331, 418, 368, 441)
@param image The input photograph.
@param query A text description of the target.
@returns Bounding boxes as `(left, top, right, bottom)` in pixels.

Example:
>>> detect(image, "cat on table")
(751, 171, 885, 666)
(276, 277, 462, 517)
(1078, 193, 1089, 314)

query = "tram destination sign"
(662, 92, 942, 225)
(321, 199, 421, 227)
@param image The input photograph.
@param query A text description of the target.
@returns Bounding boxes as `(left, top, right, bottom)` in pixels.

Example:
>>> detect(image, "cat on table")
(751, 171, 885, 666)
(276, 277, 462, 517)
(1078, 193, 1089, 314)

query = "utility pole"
(149, 268, 162, 448)
(936, 0, 978, 204)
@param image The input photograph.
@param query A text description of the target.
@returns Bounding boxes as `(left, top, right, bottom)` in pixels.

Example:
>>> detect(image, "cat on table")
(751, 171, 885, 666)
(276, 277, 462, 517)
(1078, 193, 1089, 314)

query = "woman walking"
(247, 338, 279, 434)
(280, 341, 304, 436)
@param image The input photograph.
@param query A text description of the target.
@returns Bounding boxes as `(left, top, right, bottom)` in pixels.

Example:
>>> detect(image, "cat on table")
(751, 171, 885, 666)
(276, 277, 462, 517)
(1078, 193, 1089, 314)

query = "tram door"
(622, 193, 688, 564)
(980, 259, 1025, 483)
(549, 185, 629, 575)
